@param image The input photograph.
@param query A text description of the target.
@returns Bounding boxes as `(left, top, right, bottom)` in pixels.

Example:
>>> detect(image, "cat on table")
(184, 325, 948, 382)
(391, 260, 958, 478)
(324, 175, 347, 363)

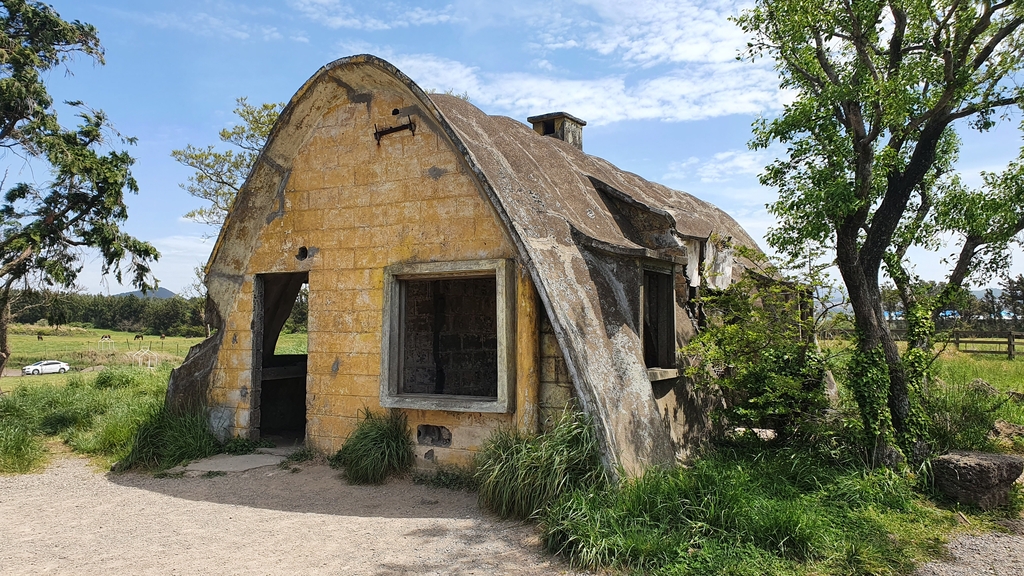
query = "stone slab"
(184, 453, 286, 473)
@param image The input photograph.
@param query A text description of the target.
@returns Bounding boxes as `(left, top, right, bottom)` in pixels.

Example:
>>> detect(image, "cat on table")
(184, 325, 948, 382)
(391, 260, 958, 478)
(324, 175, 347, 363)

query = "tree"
(737, 0, 1024, 462)
(0, 1, 158, 383)
(171, 98, 283, 227)
(1000, 274, 1024, 322)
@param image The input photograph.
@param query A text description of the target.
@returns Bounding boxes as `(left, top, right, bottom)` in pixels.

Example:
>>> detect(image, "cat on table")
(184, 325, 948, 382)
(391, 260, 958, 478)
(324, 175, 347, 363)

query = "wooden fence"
(952, 331, 1021, 360)
(820, 329, 1022, 360)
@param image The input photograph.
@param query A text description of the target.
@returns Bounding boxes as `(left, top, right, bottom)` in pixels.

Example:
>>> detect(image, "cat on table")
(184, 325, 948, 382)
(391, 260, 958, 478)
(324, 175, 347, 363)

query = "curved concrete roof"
(202, 55, 759, 474)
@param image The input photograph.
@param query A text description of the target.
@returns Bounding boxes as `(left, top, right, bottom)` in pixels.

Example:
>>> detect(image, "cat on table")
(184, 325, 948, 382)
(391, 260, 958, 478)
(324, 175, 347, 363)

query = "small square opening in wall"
(381, 259, 515, 413)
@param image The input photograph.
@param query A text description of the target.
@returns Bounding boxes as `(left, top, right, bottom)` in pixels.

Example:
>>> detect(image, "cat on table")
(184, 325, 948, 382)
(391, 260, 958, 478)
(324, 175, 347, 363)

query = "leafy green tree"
(45, 294, 68, 328)
(1000, 274, 1024, 322)
(737, 0, 1024, 462)
(171, 98, 282, 227)
(0, 1, 158, 382)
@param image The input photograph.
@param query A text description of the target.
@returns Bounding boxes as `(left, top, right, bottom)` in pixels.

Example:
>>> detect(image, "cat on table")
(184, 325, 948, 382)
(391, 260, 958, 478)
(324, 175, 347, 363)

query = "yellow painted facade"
(206, 88, 549, 466)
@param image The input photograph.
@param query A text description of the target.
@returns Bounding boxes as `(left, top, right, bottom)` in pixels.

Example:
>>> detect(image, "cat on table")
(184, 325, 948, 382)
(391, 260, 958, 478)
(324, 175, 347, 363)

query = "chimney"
(527, 112, 586, 150)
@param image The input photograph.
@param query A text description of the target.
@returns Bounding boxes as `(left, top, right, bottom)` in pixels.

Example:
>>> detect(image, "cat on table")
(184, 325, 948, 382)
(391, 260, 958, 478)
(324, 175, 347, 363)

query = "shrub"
(683, 267, 831, 438)
(329, 408, 413, 484)
(475, 408, 607, 520)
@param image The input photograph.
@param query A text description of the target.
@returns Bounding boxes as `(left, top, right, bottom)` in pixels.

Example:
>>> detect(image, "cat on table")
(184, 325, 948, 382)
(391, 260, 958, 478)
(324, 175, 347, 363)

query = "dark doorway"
(253, 272, 308, 442)
(643, 269, 675, 369)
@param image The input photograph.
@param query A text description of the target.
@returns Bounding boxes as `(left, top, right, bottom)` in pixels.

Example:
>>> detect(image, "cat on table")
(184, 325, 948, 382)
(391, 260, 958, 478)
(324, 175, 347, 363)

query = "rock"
(1006, 390, 1024, 404)
(931, 451, 1024, 510)
(992, 420, 1024, 439)
(969, 378, 1000, 397)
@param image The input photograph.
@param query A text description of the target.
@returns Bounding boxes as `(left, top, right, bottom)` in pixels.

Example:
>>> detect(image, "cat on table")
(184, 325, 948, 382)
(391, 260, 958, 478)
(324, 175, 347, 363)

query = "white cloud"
(568, 0, 752, 66)
(390, 54, 785, 124)
(666, 148, 778, 182)
(118, 10, 282, 41)
(287, 0, 455, 30)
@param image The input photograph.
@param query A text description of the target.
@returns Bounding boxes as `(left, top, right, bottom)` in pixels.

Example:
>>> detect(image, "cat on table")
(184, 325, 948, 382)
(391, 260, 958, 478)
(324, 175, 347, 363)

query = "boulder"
(931, 451, 1024, 510)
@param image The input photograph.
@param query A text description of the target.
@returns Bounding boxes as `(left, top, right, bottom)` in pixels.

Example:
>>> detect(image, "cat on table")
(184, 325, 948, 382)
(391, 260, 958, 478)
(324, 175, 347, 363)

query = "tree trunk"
(0, 289, 11, 395)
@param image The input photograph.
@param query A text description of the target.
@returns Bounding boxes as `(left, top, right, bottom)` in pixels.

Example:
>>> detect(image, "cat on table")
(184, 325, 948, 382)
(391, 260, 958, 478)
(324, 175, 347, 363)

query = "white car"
(22, 360, 70, 375)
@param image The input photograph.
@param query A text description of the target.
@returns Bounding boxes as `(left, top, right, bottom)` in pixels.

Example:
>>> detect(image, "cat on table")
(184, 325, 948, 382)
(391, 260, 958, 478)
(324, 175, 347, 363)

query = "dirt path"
(0, 457, 590, 575)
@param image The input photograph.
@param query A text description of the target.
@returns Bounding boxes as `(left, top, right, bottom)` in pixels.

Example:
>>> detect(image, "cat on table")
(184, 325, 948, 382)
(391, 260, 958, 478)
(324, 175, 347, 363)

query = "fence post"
(1010, 332, 1016, 361)
(954, 331, 960, 351)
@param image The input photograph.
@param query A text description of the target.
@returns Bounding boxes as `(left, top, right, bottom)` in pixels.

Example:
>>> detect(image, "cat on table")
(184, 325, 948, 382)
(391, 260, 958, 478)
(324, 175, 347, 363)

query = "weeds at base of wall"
(222, 437, 275, 455)
(474, 408, 607, 520)
(118, 405, 221, 471)
(329, 408, 414, 485)
(412, 464, 479, 491)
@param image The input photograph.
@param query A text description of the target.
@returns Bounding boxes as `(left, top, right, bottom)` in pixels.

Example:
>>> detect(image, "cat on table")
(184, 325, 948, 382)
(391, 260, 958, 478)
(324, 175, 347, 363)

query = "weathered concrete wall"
(201, 67, 539, 466)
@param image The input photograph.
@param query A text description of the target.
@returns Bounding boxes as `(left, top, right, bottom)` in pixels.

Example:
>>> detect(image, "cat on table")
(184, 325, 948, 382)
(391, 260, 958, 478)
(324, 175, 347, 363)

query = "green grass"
(0, 367, 170, 472)
(222, 436, 275, 455)
(924, 354, 1024, 455)
(543, 444, 958, 576)
(475, 408, 607, 520)
(2, 324, 205, 376)
(329, 408, 414, 484)
(274, 332, 308, 355)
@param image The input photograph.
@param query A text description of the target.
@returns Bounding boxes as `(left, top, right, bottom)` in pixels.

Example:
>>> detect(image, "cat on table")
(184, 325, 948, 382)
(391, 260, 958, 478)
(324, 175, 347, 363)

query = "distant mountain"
(971, 288, 1003, 299)
(114, 287, 177, 299)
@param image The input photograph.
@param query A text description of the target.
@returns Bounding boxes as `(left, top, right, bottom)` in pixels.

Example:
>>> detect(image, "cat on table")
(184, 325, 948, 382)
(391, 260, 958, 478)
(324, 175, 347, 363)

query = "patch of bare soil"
(0, 457, 594, 576)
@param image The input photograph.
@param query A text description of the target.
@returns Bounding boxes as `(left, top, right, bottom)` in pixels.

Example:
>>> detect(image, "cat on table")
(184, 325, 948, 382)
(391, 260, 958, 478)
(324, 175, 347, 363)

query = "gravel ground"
(0, 456, 592, 575)
(3, 455, 1021, 575)
(913, 520, 1024, 576)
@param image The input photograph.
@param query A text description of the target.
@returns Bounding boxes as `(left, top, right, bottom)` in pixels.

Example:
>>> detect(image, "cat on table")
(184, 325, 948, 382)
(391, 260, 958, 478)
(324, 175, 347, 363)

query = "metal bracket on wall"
(374, 116, 416, 145)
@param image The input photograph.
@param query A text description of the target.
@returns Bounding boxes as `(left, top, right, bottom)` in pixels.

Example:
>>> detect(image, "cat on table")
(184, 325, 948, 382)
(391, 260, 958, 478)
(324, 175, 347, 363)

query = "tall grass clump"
(119, 405, 221, 471)
(329, 408, 413, 484)
(475, 408, 607, 520)
(543, 443, 946, 576)
(0, 420, 45, 473)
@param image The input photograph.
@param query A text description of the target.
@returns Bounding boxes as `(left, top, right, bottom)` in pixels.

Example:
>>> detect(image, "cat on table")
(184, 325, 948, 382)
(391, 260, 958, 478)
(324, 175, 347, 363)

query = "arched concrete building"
(166, 55, 759, 476)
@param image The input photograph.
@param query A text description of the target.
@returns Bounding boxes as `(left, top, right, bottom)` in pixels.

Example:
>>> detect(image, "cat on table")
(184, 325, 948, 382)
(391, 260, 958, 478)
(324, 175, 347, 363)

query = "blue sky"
(24, 0, 1023, 294)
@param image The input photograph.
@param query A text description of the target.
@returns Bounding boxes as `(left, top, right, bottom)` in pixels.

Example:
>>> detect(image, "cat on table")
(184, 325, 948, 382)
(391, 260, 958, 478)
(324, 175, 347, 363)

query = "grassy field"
(5, 325, 204, 373)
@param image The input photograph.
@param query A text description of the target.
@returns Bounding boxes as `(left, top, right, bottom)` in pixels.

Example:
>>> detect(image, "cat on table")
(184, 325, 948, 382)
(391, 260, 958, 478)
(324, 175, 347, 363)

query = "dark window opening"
(253, 272, 309, 443)
(542, 119, 556, 135)
(643, 269, 675, 369)
(400, 276, 498, 398)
